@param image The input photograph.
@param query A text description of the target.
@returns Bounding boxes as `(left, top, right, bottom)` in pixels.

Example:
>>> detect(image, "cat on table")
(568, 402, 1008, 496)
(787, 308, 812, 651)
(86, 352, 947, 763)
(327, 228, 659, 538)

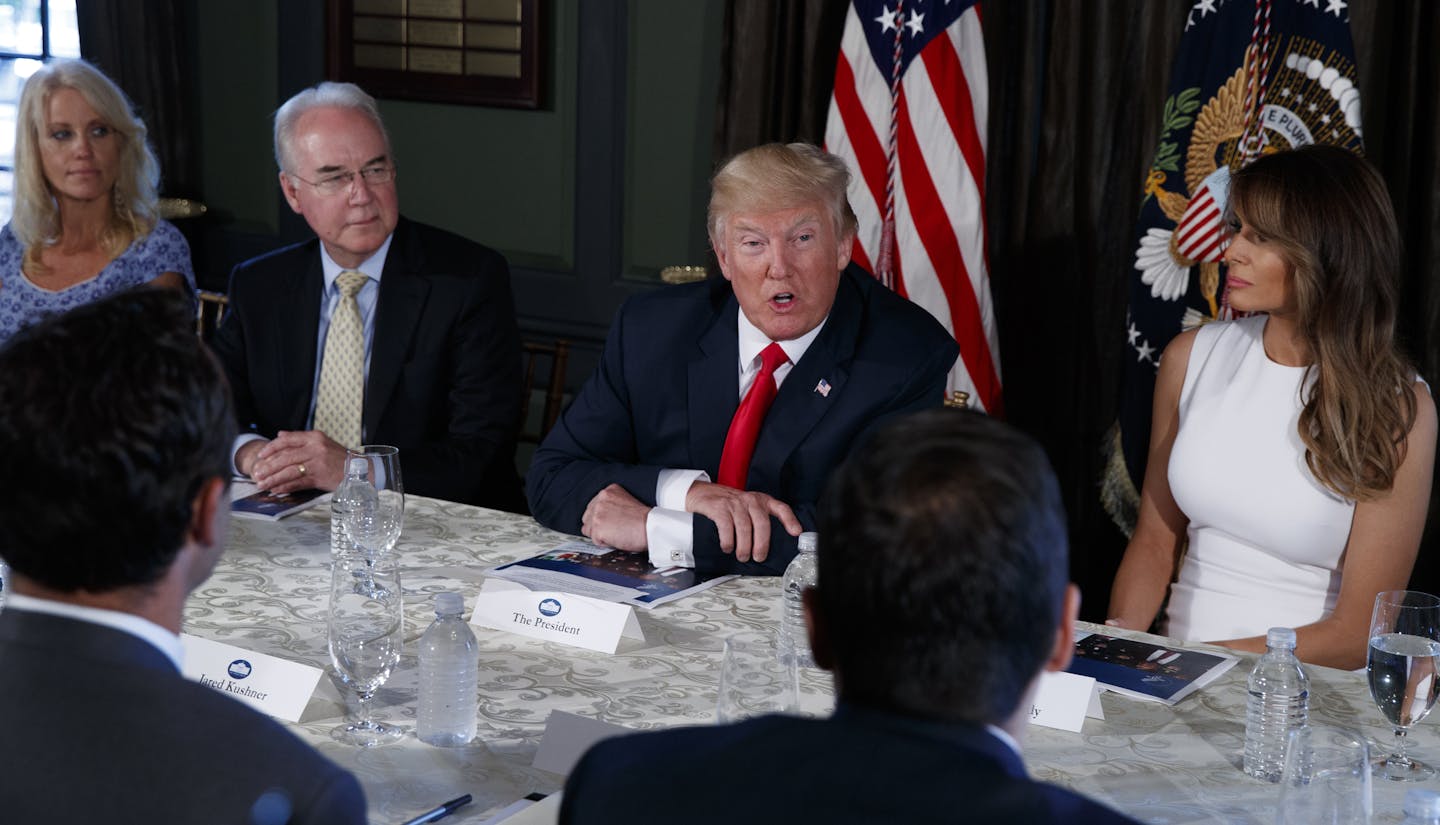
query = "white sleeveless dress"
(1164, 315, 1355, 642)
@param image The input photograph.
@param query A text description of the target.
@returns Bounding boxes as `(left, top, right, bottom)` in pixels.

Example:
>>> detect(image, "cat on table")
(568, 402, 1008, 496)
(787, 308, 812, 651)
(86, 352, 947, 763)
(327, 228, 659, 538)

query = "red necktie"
(718, 342, 789, 489)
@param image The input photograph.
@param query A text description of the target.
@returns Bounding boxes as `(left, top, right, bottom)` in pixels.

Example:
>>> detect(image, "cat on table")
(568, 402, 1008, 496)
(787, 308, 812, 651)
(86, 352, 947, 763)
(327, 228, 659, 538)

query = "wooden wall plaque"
(327, 0, 542, 108)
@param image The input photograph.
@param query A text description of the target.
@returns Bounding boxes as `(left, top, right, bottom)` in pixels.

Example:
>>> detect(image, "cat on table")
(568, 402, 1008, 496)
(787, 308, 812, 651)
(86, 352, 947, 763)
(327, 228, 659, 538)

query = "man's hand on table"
(582, 483, 651, 552)
(685, 481, 802, 564)
(244, 430, 347, 494)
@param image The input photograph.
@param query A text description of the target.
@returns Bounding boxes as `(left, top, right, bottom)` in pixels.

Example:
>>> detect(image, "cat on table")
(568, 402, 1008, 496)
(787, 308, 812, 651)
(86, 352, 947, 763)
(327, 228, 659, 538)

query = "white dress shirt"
(644, 311, 828, 568)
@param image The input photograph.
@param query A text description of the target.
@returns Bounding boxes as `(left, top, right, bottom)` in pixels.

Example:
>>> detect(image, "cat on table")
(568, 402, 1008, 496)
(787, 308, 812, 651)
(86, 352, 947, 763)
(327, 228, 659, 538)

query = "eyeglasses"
(289, 164, 396, 196)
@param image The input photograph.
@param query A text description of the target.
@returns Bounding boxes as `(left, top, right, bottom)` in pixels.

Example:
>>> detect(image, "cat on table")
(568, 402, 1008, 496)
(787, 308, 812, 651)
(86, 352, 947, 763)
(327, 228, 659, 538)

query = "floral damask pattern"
(191, 497, 1424, 824)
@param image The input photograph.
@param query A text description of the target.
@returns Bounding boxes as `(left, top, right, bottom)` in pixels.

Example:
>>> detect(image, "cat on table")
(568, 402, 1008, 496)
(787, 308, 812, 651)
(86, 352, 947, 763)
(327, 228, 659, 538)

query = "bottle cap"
(1265, 627, 1298, 650)
(1406, 789, 1440, 817)
(435, 592, 464, 616)
(347, 457, 369, 476)
(797, 532, 818, 553)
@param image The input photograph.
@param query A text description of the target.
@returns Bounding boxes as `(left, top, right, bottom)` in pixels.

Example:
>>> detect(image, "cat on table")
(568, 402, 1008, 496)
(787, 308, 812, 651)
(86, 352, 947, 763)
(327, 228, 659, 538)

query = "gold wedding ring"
(298, 463, 307, 477)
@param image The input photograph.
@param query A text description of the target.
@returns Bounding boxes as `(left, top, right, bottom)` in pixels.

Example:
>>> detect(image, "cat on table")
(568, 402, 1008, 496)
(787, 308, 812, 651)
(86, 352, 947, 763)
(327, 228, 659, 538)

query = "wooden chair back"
(195, 290, 229, 340)
(521, 339, 570, 443)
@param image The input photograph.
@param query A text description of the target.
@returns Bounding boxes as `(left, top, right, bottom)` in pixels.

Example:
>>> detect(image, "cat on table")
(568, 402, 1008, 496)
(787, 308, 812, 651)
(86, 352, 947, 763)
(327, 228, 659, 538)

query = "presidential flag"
(1105, 0, 1363, 529)
(824, 0, 1001, 415)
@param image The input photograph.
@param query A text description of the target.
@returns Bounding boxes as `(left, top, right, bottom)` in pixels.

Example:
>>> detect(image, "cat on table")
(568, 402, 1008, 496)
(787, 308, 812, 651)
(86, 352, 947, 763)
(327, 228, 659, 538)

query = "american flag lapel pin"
(814, 379, 831, 397)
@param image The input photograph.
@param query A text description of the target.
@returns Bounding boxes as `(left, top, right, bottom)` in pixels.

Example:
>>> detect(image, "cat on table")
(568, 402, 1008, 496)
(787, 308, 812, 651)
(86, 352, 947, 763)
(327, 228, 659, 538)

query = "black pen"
(400, 794, 472, 825)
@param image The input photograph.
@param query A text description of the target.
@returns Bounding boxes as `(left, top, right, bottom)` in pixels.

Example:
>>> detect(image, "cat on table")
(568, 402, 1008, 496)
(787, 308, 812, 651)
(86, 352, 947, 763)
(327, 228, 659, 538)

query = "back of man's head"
(0, 289, 234, 592)
(815, 408, 1069, 725)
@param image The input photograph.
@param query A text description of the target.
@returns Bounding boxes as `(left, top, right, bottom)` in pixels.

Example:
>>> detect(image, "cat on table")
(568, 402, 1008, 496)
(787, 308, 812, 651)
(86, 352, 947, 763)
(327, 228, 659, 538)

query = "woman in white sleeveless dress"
(1108, 146, 1436, 669)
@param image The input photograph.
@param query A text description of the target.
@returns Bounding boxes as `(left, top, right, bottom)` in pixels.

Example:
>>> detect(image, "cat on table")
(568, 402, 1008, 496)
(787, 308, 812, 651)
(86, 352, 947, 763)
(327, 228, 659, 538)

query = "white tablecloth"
(189, 496, 1440, 824)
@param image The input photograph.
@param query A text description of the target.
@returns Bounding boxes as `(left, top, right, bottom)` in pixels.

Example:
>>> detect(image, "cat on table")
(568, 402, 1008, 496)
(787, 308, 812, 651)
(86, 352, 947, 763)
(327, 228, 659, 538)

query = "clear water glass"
(1367, 590, 1440, 781)
(716, 630, 799, 724)
(345, 445, 404, 559)
(328, 553, 405, 746)
(1276, 725, 1372, 824)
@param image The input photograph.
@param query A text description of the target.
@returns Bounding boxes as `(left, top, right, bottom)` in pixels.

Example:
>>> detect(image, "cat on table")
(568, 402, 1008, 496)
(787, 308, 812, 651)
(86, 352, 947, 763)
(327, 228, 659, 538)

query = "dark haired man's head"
(811, 409, 1075, 727)
(0, 289, 234, 595)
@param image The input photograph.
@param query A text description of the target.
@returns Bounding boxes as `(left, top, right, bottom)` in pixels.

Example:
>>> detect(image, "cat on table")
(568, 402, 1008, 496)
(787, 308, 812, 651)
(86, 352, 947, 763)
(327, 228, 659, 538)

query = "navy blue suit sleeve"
(291, 770, 368, 825)
(689, 506, 816, 576)
(559, 744, 606, 825)
(527, 300, 671, 531)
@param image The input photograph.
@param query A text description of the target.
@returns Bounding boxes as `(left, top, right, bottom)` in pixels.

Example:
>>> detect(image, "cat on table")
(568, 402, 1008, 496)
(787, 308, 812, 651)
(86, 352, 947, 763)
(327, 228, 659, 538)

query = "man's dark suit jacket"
(527, 265, 959, 574)
(560, 706, 1142, 825)
(212, 216, 525, 511)
(0, 609, 366, 824)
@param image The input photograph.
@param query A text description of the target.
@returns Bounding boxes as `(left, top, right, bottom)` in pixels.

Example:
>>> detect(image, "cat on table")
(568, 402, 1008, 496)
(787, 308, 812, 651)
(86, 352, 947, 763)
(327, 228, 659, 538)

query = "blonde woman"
(1108, 145, 1436, 669)
(0, 59, 192, 344)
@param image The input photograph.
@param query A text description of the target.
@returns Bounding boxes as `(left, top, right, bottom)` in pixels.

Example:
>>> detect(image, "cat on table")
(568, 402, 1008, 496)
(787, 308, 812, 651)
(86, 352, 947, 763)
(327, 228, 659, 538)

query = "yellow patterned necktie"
(313, 270, 368, 448)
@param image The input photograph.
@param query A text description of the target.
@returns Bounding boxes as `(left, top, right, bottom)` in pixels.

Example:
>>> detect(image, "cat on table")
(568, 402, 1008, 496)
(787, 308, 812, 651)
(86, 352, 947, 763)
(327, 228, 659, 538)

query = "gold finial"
(660, 265, 708, 284)
(944, 390, 971, 409)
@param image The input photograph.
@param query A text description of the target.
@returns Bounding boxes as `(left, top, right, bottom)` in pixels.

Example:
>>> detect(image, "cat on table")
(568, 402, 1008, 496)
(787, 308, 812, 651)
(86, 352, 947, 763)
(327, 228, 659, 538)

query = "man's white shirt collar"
(735, 310, 828, 381)
(986, 723, 1024, 759)
(5, 592, 184, 670)
(320, 233, 394, 291)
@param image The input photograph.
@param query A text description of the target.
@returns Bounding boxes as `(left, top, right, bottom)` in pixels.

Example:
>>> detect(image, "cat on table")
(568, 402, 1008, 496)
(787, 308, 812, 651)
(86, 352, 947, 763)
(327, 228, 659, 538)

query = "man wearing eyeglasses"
(212, 82, 525, 511)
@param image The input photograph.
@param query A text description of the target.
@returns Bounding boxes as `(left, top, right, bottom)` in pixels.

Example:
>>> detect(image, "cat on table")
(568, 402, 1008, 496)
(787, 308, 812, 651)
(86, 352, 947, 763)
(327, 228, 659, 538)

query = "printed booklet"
(488, 542, 736, 609)
(229, 482, 327, 521)
(1067, 632, 1239, 705)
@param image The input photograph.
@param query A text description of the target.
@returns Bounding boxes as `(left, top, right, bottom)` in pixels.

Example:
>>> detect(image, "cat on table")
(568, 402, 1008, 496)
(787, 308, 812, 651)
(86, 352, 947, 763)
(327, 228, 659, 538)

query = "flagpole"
(877, 0, 906, 290)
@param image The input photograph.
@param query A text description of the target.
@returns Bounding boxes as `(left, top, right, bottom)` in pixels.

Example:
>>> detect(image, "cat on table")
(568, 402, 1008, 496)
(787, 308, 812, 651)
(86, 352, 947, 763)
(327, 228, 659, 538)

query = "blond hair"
(708, 143, 857, 247)
(12, 59, 159, 268)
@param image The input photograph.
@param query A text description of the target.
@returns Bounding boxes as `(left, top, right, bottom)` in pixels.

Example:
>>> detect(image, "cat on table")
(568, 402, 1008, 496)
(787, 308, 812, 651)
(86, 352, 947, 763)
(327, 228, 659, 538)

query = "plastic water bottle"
(1402, 790, 1440, 825)
(330, 457, 376, 556)
(779, 532, 819, 669)
(417, 592, 479, 747)
(1242, 627, 1309, 782)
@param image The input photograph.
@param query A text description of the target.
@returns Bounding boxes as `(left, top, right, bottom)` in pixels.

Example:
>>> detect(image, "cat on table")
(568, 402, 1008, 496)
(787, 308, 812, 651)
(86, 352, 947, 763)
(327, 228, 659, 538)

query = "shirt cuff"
(655, 468, 710, 511)
(646, 507, 696, 568)
(230, 433, 268, 477)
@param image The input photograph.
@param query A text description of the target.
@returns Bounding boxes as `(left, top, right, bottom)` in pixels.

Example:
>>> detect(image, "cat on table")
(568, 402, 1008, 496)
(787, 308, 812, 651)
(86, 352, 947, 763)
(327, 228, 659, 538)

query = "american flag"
(824, 0, 1001, 415)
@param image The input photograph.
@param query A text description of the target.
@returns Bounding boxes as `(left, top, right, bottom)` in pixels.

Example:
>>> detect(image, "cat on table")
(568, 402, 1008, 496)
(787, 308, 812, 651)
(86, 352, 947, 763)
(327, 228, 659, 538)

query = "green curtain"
(76, 0, 198, 199)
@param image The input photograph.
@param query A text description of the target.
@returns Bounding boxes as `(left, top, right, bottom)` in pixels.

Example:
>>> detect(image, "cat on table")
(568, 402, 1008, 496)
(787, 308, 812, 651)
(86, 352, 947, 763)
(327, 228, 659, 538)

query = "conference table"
(189, 495, 1440, 824)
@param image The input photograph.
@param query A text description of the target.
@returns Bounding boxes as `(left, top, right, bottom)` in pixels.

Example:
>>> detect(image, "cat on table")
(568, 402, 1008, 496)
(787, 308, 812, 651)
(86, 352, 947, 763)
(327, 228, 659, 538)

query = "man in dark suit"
(212, 81, 524, 510)
(0, 290, 366, 824)
(560, 410, 1141, 825)
(528, 143, 958, 574)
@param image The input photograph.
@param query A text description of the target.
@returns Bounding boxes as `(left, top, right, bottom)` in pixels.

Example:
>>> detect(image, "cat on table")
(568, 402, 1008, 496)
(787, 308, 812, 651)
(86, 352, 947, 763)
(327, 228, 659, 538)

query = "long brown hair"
(1227, 145, 1417, 500)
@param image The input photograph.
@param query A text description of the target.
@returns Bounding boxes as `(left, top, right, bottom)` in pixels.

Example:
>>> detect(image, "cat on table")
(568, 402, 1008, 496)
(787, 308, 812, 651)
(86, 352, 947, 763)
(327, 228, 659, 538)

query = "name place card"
(471, 577, 644, 654)
(180, 634, 324, 722)
(533, 710, 632, 775)
(485, 792, 563, 825)
(1029, 670, 1104, 733)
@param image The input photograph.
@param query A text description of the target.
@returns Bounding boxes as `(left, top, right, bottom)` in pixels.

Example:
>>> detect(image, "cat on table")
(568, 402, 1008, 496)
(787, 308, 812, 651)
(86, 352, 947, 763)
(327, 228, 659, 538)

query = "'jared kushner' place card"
(180, 634, 324, 722)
